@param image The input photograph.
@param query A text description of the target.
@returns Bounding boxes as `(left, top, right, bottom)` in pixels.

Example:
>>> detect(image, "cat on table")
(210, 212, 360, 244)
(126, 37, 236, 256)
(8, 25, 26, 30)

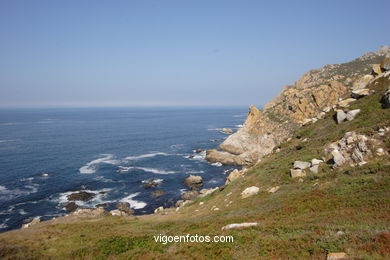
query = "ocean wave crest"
(124, 152, 169, 161)
(120, 192, 147, 209)
(79, 154, 119, 174)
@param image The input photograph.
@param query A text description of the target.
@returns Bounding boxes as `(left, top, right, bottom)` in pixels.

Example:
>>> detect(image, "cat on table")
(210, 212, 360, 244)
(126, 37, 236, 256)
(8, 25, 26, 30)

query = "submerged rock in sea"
(67, 191, 96, 202)
(151, 190, 166, 198)
(221, 128, 234, 134)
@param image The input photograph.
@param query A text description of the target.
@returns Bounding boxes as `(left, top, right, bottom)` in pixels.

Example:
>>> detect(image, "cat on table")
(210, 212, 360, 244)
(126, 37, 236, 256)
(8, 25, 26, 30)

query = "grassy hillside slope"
(0, 77, 389, 260)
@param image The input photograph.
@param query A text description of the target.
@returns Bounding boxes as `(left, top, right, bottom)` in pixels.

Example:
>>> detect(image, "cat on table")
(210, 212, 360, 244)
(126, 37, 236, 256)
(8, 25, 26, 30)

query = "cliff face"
(210, 46, 390, 165)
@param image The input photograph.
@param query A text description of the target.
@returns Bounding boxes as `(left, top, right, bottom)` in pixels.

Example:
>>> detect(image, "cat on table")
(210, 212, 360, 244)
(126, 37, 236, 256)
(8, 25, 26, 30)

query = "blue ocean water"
(0, 107, 247, 232)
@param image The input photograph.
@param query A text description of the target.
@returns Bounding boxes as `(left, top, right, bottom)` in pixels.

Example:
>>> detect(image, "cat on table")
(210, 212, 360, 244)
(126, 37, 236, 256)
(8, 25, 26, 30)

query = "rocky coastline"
(21, 47, 390, 230)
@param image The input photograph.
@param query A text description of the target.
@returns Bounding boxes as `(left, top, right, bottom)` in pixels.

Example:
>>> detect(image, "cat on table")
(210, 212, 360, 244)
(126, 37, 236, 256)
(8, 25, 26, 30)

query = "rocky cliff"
(206, 46, 390, 165)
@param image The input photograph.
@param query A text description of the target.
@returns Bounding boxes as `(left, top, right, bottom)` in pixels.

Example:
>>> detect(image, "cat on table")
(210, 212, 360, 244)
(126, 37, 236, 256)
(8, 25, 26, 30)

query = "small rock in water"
(151, 190, 166, 198)
(67, 191, 96, 202)
(220, 128, 233, 134)
(65, 202, 78, 213)
(184, 175, 203, 189)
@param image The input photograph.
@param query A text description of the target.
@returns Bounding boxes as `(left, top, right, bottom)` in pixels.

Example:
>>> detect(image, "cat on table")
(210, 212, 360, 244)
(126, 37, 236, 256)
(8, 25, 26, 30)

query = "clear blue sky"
(0, 0, 389, 108)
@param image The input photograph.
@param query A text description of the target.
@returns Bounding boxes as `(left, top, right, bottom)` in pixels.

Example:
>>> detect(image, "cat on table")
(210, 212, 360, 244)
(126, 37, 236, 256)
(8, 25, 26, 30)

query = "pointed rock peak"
(248, 105, 260, 117)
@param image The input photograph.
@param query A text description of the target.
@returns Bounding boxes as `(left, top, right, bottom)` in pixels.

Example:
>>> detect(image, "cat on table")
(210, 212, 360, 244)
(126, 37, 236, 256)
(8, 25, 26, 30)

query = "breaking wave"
(120, 193, 147, 209)
(124, 152, 169, 161)
(79, 154, 119, 174)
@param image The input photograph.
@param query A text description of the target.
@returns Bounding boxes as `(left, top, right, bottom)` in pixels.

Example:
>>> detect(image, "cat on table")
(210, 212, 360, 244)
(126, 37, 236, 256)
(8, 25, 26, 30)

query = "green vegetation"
(0, 77, 389, 259)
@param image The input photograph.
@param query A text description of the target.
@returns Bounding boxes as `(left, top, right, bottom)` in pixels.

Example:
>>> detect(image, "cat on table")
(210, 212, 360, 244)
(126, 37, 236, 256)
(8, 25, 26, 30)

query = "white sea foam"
(0, 122, 18, 126)
(184, 150, 206, 161)
(211, 162, 223, 167)
(179, 189, 188, 194)
(124, 152, 169, 161)
(186, 170, 205, 174)
(120, 192, 147, 209)
(0, 218, 10, 229)
(0, 181, 38, 201)
(0, 185, 7, 192)
(131, 167, 176, 175)
(79, 154, 119, 174)
(18, 209, 28, 215)
(0, 139, 17, 143)
(141, 178, 163, 184)
(117, 166, 132, 173)
(94, 176, 115, 183)
(235, 124, 244, 128)
(208, 179, 219, 184)
(207, 128, 223, 131)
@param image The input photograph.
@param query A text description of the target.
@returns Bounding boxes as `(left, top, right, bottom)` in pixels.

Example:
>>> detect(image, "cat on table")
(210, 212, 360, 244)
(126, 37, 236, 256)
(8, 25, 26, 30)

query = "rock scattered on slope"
(351, 88, 371, 98)
(181, 190, 199, 201)
(338, 98, 356, 108)
(241, 186, 259, 198)
(293, 161, 311, 170)
(346, 109, 360, 121)
(382, 87, 390, 108)
(352, 74, 374, 91)
(221, 222, 258, 230)
(199, 187, 218, 197)
(22, 217, 41, 229)
(324, 131, 388, 167)
(115, 202, 134, 215)
(71, 208, 105, 217)
(290, 169, 306, 178)
(336, 110, 347, 124)
(225, 169, 246, 184)
(311, 158, 324, 165)
(326, 252, 348, 260)
(154, 206, 164, 214)
(380, 57, 390, 71)
(267, 186, 280, 193)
